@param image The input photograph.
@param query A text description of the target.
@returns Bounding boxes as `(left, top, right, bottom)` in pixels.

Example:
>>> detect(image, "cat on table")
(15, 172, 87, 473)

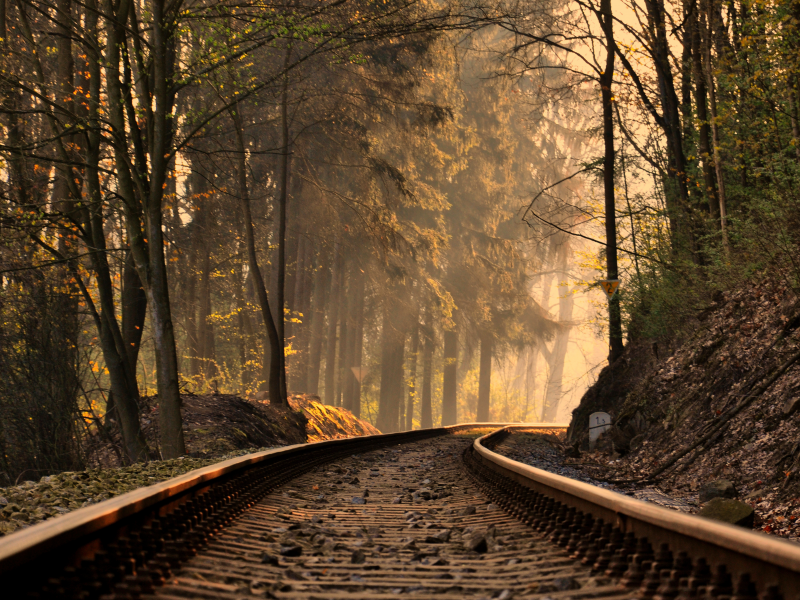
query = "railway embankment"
(558, 278, 800, 539)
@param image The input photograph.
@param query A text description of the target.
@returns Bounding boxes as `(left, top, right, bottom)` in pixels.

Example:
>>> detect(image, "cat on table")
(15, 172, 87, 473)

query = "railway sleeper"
(2, 426, 800, 599)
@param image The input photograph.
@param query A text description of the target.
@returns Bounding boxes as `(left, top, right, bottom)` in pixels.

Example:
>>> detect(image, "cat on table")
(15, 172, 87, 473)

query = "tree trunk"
(377, 295, 405, 433)
(689, 8, 720, 219)
(599, 0, 624, 363)
(290, 236, 307, 390)
(283, 227, 298, 351)
(324, 242, 343, 405)
(421, 331, 433, 429)
(336, 269, 350, 408)
(185, 189, 205, 377)
(231, 106, 285, 407)
(53, 0, 74, 251)
(441, 325, 458, 426)
(791, 86, 800, 161)
(342, 265, 363, 412)
(307, 251, 330, 396)
(542, 275, 574, 422)
(236, 267, 256, 391)
(405, 320, 419, 430)
(476, 329, 493, 422)
(703, 0, 730, 254)
(642, 0, 691, 243)
(273, 43, 292, 404)
(144, 199, 185, 458)
(81, 0, 149, 463)
(526, 347, 539, 421)
(122, 251, 147, 374)
(198, 239, 215, 381)
(350, 269, 366, 417)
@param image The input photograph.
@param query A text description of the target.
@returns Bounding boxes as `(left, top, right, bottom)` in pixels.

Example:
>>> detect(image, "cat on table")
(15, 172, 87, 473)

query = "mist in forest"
(3, 0, 792, 478)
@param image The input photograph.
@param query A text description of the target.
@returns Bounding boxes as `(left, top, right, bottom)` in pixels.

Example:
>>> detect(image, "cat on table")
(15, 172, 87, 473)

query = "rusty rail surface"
(1, 422, 798, 599)
(471, 425, 800, 598)
(0, 423, 528, 597)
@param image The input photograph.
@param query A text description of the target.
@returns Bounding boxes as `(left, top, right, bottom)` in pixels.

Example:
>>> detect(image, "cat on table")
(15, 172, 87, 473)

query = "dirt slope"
(89, 394, 380, 467)
(287, 395, 381, 441)
(1, 395, 380, 538)
(566, 278, 800, 539)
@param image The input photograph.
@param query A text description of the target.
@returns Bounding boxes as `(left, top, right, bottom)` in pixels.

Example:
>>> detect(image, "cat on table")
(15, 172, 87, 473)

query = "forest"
(0, 0, 797, 482)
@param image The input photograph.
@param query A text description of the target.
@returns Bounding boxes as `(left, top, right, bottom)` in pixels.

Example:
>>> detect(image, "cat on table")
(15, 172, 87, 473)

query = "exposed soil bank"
(562, 279, 800, 540)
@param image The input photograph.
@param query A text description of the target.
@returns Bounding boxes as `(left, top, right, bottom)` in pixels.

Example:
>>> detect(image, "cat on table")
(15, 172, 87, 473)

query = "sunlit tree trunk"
(405, 318, 419, 430)
(336, 269, 350, 407)
(307, 252, 330, 396)
(291, 236, 308, 391)
(421, 331, 433, 429)
(377, 295, 405, 432)
(441, 322, 458, 426)
(342, 265, 363, 412)
(350, 272, 366, 417)
(542, 297, 574, 421)
(324, 241, 343, 405)
(476, 328, 493, 422)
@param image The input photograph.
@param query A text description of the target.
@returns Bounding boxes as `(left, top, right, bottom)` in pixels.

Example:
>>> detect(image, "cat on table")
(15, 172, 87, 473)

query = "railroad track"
(2, 424, 800, 599)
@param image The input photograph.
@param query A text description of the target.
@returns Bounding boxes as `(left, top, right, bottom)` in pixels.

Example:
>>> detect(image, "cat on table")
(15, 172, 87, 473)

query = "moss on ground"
(0, 446, 276, 537)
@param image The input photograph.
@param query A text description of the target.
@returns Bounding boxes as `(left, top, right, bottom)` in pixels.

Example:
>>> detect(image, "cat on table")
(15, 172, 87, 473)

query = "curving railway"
(1, 424, 799, 599)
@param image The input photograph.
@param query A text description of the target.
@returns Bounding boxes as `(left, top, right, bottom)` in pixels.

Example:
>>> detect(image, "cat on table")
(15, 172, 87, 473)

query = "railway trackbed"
(2, 425, 800, 599)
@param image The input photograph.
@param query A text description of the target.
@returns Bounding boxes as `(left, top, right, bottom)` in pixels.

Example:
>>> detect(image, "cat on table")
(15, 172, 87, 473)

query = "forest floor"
(535, 277, 800, 542)
(0, 394, 378, 538)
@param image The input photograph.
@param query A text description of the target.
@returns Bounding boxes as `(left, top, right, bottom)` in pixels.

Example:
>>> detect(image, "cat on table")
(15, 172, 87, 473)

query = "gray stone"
(279, 544, 303, 557)
(698, 498, 754, 528)
(630, 434, 645, 452)
(699, 479, 737, 503)
(463, 532, 488, 553)
(260, 553, 280, 566)
(424, 529, 451, 543)
(784, 396, 800, 415)
(552, 576, 580, 591)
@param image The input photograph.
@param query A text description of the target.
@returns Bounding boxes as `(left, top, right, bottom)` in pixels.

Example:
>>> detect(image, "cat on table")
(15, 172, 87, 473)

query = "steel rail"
(470, 425, 800, 598)
(13, 420, 797, 599)
(0, 422, 560, 597)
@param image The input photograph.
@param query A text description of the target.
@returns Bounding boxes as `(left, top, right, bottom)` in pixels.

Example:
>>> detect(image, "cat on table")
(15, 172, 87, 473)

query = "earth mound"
(287, 394, 381, 441)
(565, 278, 800, 539)
(87, 394, 308, 467)
(89, 393, 381, 468)
(0, 394, 381, 538)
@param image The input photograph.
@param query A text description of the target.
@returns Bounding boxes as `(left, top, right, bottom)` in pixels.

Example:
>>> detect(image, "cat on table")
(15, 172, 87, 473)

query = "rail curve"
(0, 423, 797, 599)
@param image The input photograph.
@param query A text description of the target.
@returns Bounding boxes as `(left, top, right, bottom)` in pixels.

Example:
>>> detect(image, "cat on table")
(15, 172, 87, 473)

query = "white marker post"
(589, 411, 612, 450)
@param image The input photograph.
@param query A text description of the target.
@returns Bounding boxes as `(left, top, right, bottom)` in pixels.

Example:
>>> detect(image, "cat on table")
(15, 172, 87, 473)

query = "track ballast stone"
(153, 435, 632, 599)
